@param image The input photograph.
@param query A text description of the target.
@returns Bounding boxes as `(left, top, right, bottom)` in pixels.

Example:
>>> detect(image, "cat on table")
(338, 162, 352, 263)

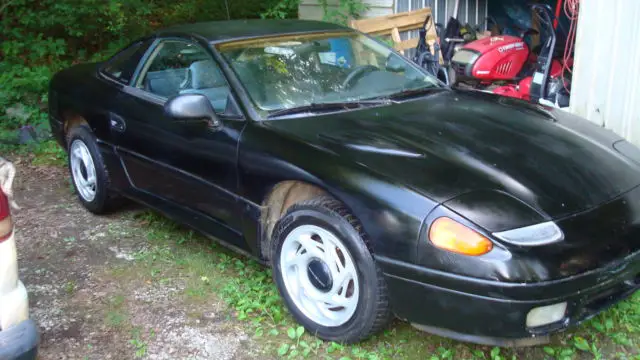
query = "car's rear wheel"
(271, 196, 391, 343)
(67, 125, 120, 214)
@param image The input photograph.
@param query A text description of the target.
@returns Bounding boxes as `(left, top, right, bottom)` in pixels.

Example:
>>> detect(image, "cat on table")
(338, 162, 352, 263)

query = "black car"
(48, 19, 640, 346)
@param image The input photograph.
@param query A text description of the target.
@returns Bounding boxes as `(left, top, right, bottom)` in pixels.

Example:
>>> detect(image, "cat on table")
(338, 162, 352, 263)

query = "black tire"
(270, 196, 392, 343)
(66, 125, 120, 214)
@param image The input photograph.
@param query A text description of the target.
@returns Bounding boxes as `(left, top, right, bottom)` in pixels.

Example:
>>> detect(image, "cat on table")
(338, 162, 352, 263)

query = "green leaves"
(318, 0, 369, 25)
(277, 343, 290, 356)
(490, 347, 502, 360)
(260, 0, 300, 19)
(0, 0, 310, 135)
(543, 346, 575, 360)
(573, 336, 590, 351)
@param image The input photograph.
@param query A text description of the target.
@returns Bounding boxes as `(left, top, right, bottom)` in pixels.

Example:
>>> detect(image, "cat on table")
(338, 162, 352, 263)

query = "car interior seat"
(180, 60, 230, 112)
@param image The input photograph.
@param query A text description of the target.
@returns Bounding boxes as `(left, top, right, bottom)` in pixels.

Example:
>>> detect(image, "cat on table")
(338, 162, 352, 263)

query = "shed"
(299, 0, 640, 147)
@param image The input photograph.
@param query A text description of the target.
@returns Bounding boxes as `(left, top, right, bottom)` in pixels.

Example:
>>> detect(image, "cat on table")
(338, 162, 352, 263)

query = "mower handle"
(532, 4, 555, 29)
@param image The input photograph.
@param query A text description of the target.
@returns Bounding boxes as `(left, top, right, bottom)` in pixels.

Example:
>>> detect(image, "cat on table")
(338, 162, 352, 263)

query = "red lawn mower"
(450, 4, 572, 107)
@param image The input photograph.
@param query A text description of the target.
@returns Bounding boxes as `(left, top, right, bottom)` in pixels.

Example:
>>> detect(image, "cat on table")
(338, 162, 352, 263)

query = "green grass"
(124, 210, 640, 360)
(129, 327, 151, 359)
(105, 294, 128, 328)
(0, 138, 66, 166)
(64, 280, 77, 295)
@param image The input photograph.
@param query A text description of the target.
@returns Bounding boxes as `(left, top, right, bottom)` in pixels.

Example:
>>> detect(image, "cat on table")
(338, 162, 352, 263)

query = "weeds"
(122, 210, 640, 360)
(105, 295, 127, 328)
(129, 327, 150, 358)
(63, 280, 76, 295)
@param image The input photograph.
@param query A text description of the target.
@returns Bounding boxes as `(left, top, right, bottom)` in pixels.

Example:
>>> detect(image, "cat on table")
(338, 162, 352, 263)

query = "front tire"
(67, 125, 119, 214)
(271, 196, 391, 343)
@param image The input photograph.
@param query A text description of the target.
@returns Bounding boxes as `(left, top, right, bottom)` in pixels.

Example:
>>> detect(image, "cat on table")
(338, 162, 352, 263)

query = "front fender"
(238, 122, 435, 262)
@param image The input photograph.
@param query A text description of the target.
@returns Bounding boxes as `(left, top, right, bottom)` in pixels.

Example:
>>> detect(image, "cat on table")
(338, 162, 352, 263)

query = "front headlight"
(429, 217, 493, 256)
(492, 221, 564, 246)
(451, 49, 479, 65)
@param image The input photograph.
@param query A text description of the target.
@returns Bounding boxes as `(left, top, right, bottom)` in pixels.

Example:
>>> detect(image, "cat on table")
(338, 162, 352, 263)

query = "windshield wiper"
(267, 100, 390, 118)
(381, 86, 443, 101)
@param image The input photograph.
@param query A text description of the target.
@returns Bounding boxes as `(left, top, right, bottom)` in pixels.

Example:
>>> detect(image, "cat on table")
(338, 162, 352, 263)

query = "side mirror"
(164, 94, 221, 129)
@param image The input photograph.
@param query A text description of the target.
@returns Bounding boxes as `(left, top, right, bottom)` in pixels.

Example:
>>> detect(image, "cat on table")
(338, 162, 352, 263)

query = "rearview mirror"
(164, 94, 221, 129)
(385, 53, 406, 73)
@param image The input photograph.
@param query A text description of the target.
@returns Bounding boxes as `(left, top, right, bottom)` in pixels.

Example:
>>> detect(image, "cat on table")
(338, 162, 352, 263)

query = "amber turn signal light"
(429, 217, 493, 256)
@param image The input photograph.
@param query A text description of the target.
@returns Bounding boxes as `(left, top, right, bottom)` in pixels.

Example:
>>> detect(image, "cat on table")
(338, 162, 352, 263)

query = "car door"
(111, 38, 247, 249)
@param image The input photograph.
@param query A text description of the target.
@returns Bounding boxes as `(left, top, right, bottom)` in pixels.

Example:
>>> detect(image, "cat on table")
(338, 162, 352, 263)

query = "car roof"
(156, 19, 352, 43)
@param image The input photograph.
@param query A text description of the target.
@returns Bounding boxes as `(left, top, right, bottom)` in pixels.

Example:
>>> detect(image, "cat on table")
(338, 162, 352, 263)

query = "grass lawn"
(126, 210, 640, 360)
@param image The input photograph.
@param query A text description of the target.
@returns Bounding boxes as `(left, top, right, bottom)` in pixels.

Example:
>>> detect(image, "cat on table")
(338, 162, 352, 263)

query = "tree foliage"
(0, 0, 364, 133)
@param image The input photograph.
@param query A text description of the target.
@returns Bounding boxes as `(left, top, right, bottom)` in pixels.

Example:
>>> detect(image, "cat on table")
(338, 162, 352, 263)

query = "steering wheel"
(342, 65, 378, 89)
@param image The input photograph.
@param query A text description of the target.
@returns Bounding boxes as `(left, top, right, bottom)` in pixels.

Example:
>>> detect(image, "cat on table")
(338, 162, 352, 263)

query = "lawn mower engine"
(450, 35, 530, 83)
(450, 4, 571, 107)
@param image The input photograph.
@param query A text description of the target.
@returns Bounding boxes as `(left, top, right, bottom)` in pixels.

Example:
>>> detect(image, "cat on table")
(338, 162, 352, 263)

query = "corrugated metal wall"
(395, 0, 488, 25)
(569, 0, 640, 146)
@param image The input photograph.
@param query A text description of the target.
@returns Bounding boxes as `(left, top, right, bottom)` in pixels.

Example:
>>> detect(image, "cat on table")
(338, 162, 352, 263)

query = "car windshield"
(216, 31, 442, 114)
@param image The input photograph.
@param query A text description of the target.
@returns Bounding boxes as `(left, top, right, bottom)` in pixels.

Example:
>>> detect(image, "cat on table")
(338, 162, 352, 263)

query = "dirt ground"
(12, 161, 265, 360)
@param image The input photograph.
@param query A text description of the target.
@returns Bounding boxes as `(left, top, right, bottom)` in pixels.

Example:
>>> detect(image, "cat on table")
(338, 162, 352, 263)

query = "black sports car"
(49, 19, 640, 346)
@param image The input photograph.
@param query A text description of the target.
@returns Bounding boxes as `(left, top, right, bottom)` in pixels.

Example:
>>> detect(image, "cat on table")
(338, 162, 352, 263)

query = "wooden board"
(349, 7, 439, 57)
(349, 7, 435, 36)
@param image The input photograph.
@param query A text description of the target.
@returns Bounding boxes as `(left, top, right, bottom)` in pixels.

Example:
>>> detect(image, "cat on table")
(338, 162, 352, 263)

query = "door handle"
(109, 113, 126, 132)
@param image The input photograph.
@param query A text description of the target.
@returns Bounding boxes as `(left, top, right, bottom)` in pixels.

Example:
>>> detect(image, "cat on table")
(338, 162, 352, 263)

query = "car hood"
(264, 90, 640, 223)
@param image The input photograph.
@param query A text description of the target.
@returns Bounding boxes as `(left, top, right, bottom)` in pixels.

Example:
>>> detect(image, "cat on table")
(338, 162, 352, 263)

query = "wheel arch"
(62, 110, 89, 138)
(259, 180, 339, 261)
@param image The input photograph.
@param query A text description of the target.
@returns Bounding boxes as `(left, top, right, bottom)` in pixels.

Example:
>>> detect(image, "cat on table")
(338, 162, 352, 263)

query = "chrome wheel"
(70, 139, 97, 202)
(279, 224, 360, 327)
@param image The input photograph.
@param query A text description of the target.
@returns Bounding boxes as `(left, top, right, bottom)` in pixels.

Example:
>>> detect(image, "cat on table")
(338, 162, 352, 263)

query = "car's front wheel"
(271, 196, 391, 343)
(67, 125, 120, 214)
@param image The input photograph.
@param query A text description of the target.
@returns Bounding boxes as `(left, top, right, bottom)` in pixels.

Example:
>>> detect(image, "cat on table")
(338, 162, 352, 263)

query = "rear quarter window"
(102, 39, 153, 84)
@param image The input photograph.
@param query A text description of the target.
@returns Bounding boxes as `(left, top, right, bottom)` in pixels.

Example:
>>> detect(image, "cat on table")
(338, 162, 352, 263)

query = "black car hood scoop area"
(269, 91, 640, 220)
(319, 132, 425, 159)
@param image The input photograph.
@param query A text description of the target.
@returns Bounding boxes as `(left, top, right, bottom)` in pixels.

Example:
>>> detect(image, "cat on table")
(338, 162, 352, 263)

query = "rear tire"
(271, 196, 391, 343)
(66, 125, 120, 214)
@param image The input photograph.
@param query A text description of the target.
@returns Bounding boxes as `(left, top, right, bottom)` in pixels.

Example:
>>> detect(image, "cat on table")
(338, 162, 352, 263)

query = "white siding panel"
(570, 0, 640, 146)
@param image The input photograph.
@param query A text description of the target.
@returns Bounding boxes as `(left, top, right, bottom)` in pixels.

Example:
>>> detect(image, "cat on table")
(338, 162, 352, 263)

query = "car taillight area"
(0, 188, 12, 242)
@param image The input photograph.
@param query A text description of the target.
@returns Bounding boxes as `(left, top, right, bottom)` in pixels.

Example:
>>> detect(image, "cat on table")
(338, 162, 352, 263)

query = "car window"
(102, 40, 152, 85)
(217, 32, 439, 113)
(137, 40, 231, 114)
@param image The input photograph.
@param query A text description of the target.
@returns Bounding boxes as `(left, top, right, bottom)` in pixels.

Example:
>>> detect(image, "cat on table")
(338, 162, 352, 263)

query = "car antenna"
(224, 0, 231, 20)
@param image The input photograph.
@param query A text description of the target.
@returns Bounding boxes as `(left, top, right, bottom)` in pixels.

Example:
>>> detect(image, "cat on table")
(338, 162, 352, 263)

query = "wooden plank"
(393, 36, 438, 51)
(350, 7, 439, 58)
(391, 28, 402, 44)
(349, 7, 433, 35)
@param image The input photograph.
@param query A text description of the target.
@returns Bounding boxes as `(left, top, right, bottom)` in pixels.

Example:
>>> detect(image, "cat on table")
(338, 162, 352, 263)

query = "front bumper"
(0, 319, 38, 360)
(378, 251, 640, 346)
